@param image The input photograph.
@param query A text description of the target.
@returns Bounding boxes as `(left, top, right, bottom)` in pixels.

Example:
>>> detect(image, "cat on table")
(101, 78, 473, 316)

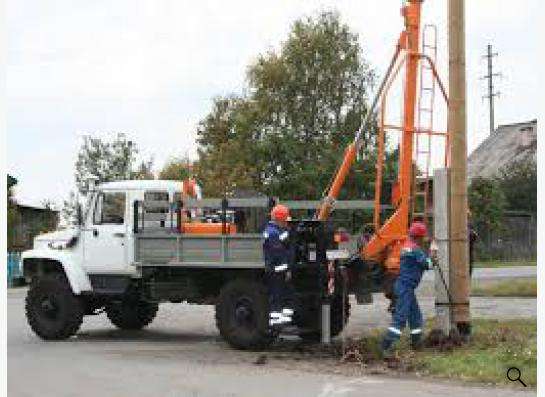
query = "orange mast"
(317, 0, 426, 274)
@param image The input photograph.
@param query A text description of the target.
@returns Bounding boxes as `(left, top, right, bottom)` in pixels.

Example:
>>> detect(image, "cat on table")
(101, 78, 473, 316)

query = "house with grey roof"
(466, 120, 537, 260)
(468, 119, 537, 179)
(7, 174, 59, 251)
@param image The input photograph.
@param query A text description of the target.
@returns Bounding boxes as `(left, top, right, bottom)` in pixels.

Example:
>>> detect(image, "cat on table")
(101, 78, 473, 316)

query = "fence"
(7, 252, 24, 287)
(474, 213, 537, 261)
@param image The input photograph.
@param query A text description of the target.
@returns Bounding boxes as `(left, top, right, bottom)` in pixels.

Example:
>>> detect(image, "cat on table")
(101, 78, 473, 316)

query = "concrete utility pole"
(448, 0, 471, 337)
(482, 44, 500, 135)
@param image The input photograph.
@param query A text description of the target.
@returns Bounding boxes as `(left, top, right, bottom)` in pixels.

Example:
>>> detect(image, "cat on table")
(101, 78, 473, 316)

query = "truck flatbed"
(134, 232, 265, 269)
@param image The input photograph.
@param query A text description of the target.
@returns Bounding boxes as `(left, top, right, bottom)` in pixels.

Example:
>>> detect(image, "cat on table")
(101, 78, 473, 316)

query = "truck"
(22, 179, 380, 350)
(23, 0, 453, 349)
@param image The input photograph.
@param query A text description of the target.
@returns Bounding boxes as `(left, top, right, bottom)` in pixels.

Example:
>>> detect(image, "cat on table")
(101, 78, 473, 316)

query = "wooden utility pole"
(448, 0, 471, 337)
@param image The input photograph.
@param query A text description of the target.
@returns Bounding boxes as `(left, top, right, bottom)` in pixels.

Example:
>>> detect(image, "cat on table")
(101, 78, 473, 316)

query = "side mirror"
(76, 203, 84, 226)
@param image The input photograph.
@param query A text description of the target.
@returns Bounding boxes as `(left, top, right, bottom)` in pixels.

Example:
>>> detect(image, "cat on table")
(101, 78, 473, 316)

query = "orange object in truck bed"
(180, 222, 237, 235)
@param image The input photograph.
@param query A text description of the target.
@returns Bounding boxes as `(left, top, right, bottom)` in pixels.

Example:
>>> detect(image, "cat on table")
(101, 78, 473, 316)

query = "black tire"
(298, 292, 350, 342)
(215, 279, 275, 350)
(105, 298, 158, 330)
(25, 273, 84, 340)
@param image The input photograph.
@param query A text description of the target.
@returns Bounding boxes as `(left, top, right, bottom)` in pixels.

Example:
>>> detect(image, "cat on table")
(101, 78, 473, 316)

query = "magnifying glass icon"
(506, 367, 527, 387)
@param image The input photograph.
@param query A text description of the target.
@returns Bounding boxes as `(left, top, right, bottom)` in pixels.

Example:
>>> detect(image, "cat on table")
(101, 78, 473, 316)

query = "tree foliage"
(132, 159, 155, 180)
(159, 156, 194, 181)
(61, 191, 80, 226)
(468, 177, 506, 232)
(195, 11, 382, 199)
(74, 133, 139, 194)
(65, 133, 152, 224)
(7, 176, 20, 250)
(496, 157, 536, 213)
(196, 97, 262, 196)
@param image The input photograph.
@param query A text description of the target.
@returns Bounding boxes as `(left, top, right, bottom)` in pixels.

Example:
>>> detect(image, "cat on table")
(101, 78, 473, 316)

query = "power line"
(481, 44, 501, 135)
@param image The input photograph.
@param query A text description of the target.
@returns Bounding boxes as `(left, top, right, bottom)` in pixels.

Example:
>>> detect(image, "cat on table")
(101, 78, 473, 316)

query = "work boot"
(381, 327, 401, 357)
(381, 335, 397, 358)
(269, 311, 282, 326)
(269, 318, 283, 326)
(269, 311, 291, 327)
(280, 315, 292, 324)
(411, 333, 423, 350)
(282, 308, 294, 316)
(381, 336, 395, 354)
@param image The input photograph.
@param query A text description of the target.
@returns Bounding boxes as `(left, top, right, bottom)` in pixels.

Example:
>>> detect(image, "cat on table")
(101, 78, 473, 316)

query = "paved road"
(8, 281, 536, 397)
(421, 265, 536, 281)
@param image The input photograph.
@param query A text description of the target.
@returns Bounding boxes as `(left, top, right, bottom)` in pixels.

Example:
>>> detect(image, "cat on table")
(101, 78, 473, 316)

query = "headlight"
(48, 236, 78, 250)
(48, 241, 66, 250)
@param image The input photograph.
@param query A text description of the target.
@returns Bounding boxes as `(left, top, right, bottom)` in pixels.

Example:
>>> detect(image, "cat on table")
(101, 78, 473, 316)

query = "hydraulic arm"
(317, 0, 449, 275)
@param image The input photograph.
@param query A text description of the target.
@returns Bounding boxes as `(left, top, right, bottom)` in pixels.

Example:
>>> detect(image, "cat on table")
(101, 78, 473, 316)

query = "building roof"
(99, 179, 182, 191)
(468, 119, 537, 179)
(16, 202, 59, 213)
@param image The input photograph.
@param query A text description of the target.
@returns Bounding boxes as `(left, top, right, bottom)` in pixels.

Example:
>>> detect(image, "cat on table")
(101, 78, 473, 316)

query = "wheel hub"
(234, 297, 254, 327)
(40, 297, 59, 319)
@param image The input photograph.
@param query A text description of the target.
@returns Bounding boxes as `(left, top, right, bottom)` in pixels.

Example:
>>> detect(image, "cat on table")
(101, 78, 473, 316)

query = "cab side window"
(93, 192, 126, 225)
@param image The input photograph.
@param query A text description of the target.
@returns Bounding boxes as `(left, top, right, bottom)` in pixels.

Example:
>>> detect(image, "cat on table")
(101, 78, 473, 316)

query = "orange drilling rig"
(317, 0, 449, 286)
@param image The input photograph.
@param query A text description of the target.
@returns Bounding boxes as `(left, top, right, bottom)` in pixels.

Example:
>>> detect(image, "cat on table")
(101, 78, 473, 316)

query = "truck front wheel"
(215, 279, 274, 350)
(105, 298, 158, 330)
(25, 273, 84, 340)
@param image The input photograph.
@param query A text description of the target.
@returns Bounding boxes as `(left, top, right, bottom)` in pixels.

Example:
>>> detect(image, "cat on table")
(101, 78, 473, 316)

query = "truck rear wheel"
(25, 273, 84, 340)
(215, 279, 274, 350)
(298, 292, 350, 342)
(105, 298, 158, 330)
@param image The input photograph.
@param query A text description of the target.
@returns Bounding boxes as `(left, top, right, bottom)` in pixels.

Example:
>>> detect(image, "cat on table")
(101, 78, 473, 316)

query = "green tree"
(159, 156, 194, 181)
(7, 175, 20, 250)
(74, 133, 138, 193)
(496, 157, 536, 213)
(61, 191, 80, 226)
(132, 159, 155, 180)
(64, 134, 147, 224)
(196, 97, 261, 196)
(468, 177, 506, 232)
(196, 11, 379, 199)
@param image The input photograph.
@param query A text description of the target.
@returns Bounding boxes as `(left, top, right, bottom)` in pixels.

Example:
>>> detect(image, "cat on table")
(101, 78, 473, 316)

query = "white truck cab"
(23, 180, 182, 294)
(79, 180, 181, 275)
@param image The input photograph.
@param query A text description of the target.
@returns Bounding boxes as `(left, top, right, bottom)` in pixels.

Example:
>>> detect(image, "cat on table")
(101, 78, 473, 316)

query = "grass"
(412, 319, 537, 387)
(471, 279, 537, 297)
(474, 260, 536, 268)
(353, 319, 537, 387)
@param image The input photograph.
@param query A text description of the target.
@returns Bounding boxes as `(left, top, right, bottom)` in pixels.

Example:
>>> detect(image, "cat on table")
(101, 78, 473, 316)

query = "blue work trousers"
(266, 272, 294, 312)
(391, 279, 423, 333)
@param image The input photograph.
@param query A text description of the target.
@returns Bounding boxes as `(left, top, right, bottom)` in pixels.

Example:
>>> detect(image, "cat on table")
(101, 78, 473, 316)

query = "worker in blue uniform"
(262, 204, 295, 326)
(381, 221, 437, 354)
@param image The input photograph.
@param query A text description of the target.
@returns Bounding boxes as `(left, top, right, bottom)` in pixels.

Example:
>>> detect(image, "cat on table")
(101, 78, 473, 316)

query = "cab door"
(83, 191, 129, 274)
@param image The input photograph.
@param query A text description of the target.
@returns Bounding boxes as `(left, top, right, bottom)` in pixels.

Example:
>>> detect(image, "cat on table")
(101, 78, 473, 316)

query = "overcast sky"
(6, 0, 539, 207)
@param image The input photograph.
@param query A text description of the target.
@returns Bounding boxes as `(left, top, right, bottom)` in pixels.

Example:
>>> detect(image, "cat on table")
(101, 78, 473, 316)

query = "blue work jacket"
(262, 221, 291, 272)
(396, 239, 431, 289)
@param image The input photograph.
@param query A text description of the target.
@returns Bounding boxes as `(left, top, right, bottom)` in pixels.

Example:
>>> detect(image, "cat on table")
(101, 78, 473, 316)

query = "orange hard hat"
(409, 221, 428, 238)
(271, 204, 290, 222)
